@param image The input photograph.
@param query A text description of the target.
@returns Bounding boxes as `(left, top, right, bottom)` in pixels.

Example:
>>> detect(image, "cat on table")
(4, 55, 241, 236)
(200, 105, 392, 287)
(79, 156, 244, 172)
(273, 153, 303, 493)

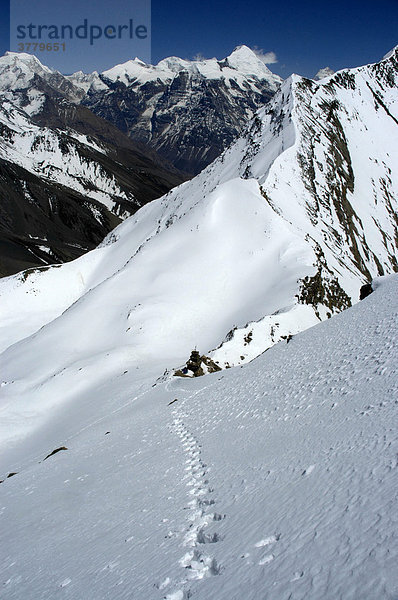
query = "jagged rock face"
(292, 56, 398, 283)
(74, 46, 282, 175)
(0, 98, 185, 276)
(83, 73, 277, 175)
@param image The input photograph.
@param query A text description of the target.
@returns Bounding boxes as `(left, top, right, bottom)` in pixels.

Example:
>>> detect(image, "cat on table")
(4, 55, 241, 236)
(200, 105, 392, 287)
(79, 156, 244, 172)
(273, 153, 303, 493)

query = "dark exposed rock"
(359, 283, 373, 300)
(186, 350, 203, 376)
(43, 446, 68, 461)
(175, 350, 221, 378)
(82, 68, 279, 175)
(0, 104, 186, 277)
(0, 159, 119, 277)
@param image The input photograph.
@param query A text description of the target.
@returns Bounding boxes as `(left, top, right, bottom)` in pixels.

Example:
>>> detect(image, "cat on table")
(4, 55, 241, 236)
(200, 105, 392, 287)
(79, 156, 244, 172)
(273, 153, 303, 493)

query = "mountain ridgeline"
(0, 47, 397, 374)
(71, 46, 282, 175)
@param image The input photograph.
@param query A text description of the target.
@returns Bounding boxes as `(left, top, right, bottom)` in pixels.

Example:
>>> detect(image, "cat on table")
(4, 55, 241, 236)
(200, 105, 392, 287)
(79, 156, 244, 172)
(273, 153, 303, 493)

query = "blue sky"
(0, 0, 397, 76)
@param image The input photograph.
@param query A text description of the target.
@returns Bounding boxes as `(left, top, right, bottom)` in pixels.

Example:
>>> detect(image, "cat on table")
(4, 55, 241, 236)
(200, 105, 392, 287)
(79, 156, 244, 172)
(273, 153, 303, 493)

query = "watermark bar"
(10, 0, 151, 73)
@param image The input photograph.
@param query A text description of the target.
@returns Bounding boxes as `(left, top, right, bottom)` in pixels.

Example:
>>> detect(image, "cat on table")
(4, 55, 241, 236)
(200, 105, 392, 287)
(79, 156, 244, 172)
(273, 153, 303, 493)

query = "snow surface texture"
(0, 275, 397, 599)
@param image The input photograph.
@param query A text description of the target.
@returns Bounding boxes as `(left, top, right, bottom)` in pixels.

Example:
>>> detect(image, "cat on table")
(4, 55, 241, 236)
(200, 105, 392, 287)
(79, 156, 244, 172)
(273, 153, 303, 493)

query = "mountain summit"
(70, 47, 282, 174)
(97, 45, 280, 85)
(0, 47, 282, 176)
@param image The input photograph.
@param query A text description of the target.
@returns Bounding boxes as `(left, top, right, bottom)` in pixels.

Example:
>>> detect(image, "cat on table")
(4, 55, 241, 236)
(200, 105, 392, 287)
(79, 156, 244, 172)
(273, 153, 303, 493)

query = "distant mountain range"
(70, 46, 282, 175)
(0, 47, 282, 276)
(0, 52, 186, 276)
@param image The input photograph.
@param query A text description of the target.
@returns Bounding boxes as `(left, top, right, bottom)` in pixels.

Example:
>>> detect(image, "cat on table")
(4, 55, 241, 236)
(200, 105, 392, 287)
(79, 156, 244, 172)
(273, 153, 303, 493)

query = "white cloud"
(252, 47, 278, 65)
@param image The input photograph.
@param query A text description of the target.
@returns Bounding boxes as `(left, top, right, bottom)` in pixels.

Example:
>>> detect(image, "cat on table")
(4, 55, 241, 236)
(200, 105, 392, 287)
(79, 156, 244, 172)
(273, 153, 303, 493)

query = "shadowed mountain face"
(75, 46, 282, 175)
(0, 54, 187, 277)
(0, 158, 123, 277)
(82, 72, 278, 175)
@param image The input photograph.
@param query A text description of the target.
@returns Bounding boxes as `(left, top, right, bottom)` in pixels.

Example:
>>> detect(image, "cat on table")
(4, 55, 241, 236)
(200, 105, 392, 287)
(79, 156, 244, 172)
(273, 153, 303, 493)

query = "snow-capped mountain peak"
(100, 47, 282, 89)
(225, 44, 274, 75)
(3, 50, 53, 72)
(0, 51, 54, 91)
(0, 47, 283, 175)
(65, 69, 107, 93)
(78, 47, 283, 173)
(100, 57, 162, 85)
(0, 51, 88, 110)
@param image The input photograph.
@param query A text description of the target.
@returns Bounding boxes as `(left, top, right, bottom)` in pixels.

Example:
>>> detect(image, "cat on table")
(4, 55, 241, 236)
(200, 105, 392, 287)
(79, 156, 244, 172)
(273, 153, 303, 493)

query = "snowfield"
(0, 275, 397, 599)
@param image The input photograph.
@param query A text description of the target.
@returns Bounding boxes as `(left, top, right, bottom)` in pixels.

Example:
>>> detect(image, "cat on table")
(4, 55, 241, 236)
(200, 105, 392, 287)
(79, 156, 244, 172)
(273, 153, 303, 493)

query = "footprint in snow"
(254, 535, 279, 548)
(301, 464, 315, 476)
(259, 554, 274, 565)
(254, 534, 280, 566)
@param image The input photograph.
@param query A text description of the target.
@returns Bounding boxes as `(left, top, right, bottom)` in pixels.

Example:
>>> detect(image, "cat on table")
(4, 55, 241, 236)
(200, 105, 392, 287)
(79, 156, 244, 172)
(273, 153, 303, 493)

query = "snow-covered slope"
(0, 47, 396, 482)
(0, 48, 397, 379)
(0, 274, 397, 599)
(0, 48, 397, 599)
(0, 52, 85, 113)
(74, 46, 282, 174)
